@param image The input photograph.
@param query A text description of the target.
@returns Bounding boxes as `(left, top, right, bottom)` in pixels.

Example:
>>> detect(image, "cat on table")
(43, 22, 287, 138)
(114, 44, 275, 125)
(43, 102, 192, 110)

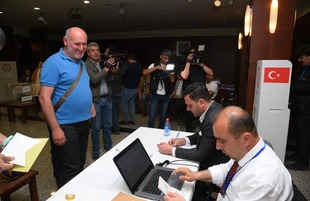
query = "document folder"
(1, 132, 48, 172)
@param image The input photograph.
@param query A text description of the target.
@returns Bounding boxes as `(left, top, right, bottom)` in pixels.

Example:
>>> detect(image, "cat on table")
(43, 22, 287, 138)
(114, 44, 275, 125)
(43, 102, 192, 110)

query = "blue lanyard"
(222, 142, 266, 196)
(299, 66, 309, 81)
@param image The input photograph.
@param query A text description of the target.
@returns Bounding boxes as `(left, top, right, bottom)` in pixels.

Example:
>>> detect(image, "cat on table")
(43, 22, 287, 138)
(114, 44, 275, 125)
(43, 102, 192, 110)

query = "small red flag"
(264, 67, 290, 83)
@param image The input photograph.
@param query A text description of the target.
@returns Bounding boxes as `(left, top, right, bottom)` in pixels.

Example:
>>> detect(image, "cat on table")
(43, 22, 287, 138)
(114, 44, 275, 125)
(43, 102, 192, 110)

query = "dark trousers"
(296, 113, 310, 167)
(148, 94, 170, 129)
(48, 120, 89, 189)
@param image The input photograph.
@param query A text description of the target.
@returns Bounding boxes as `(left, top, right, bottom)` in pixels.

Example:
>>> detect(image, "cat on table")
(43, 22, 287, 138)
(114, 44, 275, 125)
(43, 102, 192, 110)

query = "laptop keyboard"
(142, 169, 171, 195)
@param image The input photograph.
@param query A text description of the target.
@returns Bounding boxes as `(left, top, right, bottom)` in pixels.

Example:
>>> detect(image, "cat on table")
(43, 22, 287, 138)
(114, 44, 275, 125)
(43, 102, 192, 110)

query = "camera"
(193, 45, 205, 63)
(101, 50, 127, 68)
(187, 45, 205, 64)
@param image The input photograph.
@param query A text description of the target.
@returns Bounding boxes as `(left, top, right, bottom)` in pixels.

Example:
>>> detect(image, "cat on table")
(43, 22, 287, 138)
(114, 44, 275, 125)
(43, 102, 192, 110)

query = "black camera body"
(186, 45, 205, 64)
(192, 51, 203, 64)
(101, 51, 127, 68)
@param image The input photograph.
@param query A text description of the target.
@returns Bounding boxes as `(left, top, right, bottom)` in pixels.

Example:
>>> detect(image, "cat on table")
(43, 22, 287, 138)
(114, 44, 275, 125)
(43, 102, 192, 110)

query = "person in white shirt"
(143, 49, 175, 128)
(164, 106, 293, 201)
(205, 73, 218, 99)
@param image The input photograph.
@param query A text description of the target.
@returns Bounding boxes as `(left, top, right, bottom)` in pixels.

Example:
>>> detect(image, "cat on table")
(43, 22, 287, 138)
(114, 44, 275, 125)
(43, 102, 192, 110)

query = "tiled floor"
(0, 109, 309, 200)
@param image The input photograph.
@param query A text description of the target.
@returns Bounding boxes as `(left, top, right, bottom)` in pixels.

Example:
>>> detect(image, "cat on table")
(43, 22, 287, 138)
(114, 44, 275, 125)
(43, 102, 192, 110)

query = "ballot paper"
(1, 132, 48, 172)
(158, 176, 184, 197)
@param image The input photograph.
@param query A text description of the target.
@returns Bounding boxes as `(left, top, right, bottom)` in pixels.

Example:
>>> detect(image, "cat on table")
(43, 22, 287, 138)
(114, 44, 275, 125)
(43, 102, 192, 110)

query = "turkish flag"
(264, 67, 290, 83)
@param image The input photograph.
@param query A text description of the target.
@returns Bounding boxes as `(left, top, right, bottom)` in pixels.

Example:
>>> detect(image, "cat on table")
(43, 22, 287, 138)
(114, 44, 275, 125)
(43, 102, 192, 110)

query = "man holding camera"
(143, 49, 175, 128)
(85, 42, 118, 160)
(180, 47, 213, 132)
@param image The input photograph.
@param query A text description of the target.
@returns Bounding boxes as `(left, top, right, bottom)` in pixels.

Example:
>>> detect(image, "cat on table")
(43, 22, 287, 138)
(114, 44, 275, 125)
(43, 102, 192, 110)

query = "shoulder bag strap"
(54, 63, 83, 112)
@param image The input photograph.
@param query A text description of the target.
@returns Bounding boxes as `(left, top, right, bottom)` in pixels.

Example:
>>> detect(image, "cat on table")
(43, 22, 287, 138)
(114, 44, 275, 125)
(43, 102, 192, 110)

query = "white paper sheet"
(1, 132, 40, 166)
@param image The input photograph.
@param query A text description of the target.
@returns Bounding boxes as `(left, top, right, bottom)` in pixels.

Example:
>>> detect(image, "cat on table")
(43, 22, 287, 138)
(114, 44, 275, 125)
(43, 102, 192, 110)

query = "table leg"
(29, 175, 39, 201)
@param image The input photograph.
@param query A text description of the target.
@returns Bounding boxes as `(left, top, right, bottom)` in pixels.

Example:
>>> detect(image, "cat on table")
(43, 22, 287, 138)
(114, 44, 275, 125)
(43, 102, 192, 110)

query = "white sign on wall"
(0, 61, 18, 102)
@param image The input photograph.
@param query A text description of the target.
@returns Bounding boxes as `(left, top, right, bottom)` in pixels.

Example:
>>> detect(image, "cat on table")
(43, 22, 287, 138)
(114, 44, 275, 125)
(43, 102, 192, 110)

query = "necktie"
(219, 161, 239, 196)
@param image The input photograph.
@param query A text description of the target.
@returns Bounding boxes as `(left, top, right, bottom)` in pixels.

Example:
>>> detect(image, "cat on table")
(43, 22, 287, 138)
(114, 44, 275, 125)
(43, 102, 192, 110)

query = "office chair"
(213, 88, 231, 106)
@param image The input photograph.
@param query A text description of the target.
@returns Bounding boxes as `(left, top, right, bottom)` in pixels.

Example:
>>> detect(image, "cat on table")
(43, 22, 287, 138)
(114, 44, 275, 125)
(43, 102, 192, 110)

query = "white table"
(47, 127, 198, 201)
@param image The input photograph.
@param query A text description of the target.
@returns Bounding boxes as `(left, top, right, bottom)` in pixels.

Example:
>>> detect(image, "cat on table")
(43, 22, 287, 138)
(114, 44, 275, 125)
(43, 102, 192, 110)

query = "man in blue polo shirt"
(39, 27, 95, 189)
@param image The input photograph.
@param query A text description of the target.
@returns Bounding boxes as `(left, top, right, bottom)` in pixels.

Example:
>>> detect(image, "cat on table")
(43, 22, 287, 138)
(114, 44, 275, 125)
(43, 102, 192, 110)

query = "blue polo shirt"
(40, 48, 92, 124)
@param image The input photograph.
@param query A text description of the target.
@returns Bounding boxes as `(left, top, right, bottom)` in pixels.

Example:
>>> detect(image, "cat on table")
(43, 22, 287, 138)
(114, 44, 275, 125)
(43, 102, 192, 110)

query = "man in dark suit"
(158, 82, 228, 200)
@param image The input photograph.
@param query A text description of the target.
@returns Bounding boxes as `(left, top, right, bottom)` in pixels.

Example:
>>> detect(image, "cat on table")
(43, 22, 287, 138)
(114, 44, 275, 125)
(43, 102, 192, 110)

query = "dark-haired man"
(287, 43, 310, 171)
(158, 82, 228, 201)
(143, 49, 175, 128)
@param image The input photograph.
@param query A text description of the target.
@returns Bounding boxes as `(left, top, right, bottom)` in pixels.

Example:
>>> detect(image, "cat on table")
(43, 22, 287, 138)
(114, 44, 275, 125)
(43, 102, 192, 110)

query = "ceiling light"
(214, 0, 221, 7)
(269, 0, 278, 34)
(244, 5, 252, 36)
(118, 4, 126, 16)
(34, 7, 40, 10)
(228, 0, 234, 6)
(238, 32, 243, 50)
(83, 0, 90, 4)
(38, 14, 48, 25)
(119, 8, 125, 15)
(0, 11, 3, 14)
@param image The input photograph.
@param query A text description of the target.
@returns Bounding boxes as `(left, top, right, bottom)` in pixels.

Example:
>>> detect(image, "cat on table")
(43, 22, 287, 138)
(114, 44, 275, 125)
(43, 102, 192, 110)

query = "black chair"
(213, 88, 231, 106)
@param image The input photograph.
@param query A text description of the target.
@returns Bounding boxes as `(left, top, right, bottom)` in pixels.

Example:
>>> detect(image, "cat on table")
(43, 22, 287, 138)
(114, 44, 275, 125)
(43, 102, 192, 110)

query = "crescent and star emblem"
(268, 71, 280, 80)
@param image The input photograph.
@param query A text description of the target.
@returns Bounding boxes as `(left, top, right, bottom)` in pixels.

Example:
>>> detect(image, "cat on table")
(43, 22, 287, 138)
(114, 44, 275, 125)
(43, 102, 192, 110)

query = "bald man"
(39, 27, 95, 188)
(164, 106, 293, 201)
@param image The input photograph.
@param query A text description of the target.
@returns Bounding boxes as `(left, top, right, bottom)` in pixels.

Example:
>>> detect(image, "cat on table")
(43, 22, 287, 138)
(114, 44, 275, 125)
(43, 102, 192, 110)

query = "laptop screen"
(113, 138, 154, 193)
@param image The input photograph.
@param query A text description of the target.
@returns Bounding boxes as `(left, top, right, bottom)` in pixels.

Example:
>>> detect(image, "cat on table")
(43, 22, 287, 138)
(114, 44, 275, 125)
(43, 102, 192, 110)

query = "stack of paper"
(1, 132, 48, 172)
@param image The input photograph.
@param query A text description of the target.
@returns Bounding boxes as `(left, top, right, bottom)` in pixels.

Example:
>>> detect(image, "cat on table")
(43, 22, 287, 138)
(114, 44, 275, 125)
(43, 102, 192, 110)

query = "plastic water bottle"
(164, 118, 170, 136)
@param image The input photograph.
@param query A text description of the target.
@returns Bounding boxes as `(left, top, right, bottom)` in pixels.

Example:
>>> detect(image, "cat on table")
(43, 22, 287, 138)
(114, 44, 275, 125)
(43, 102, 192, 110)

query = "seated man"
(164, 106, 293, 201)
(158, 82, 228, 169)
(158, 82, 228, 200)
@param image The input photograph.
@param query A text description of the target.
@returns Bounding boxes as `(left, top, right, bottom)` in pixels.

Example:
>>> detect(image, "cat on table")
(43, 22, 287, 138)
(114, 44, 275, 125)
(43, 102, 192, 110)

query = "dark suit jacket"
(175, 101, 229, 169)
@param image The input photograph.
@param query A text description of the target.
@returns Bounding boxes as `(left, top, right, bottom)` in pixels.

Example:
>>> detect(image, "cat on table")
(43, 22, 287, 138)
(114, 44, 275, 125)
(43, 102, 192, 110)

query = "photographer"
(85, 42, 119, 160)
(180, 47, 213, 132)
(143, 49, 175, 129)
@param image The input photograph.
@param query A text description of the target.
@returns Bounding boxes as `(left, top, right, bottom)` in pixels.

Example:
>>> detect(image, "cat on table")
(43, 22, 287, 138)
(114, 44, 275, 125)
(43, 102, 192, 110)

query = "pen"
(176, 126, 180, 138)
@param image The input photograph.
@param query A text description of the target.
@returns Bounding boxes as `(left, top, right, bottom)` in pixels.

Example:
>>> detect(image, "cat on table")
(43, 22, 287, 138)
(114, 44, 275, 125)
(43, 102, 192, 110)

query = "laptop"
(113, 138, 184, 201)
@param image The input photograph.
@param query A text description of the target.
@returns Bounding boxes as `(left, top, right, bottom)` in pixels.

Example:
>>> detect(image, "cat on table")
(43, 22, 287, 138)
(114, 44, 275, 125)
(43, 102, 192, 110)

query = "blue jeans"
(121, 87, 137, 123)
(48, 120, 89, 189)
(148, 94, 170, 129)
(91, 97, 112, 153)
(112, 92, 121, 131)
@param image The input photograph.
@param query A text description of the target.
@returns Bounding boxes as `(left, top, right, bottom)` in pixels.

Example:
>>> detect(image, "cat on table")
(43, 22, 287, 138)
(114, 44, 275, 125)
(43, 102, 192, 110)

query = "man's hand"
(104, 57, 116, 70)
(168, 138, 186, 147)
(0, 154, 14, 172)
(173, 167, 198, 182)
(91, 103, 96, 118)
(157, 142, 173, 155)
(110, 66, 119, 73)
(52, 127, 67, 147)
(156, 65, 166, 71)
(164, 192, 185, 201)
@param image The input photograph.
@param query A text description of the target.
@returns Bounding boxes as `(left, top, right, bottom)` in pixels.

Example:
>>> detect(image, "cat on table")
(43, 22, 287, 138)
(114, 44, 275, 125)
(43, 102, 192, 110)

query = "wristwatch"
(1, 135, 13, 150)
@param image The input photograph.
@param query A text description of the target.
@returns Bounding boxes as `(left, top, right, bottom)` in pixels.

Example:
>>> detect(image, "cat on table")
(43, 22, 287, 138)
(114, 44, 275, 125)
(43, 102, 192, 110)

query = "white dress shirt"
(206, 80, 218, 99)
(209, 137, 293, 201)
